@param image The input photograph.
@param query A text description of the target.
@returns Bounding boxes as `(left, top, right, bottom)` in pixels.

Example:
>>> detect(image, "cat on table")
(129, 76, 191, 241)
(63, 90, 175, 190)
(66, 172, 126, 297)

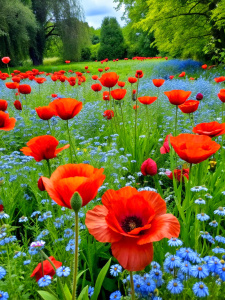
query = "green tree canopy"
(0, 0, 37, 65)
(98, 17, 125, 60)
(115, 0, 225, 61)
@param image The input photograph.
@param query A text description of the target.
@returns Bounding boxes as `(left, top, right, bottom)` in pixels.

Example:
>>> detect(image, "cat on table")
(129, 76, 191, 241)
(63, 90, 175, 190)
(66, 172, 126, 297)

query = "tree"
(0, 0, 37, 66)
(98, 17, 125, 60)
(29, 0, 89, 65)
(115, 0, 225, 61)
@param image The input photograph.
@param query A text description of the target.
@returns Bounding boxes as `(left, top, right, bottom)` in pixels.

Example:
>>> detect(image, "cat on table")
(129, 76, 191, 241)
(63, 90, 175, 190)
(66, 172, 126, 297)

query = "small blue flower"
(168, 237, 183, 247)
(195, 198, 205, 205)
(167, 279, 183, 294)
(64, 228, 73, 238)
(109, 290, 121, 300)
(214, 207, 225, 216)
(196, 213, 210, 221)
(38, 275, 51, 287)
(0, 267, 6, 279)
(110, 264, 122, 277)
(56, 266, 71, 277)
(88, 286, 94, 297)
(151, 261, 161, 269)
(134, 277, 143, 293)
(23, 260, 31, 265)
(180, 261, 192, 275)
(191, 264, 209, 279)
(212, 247, 225, 254)
(0, 291, 9, 300)
(142, 278, 156, 293)
(176, 248, 196, 262)
(192, 282, 209, 298)
(164, 255, 181, 269)
(150, 268, 162, 280)
(31, 211, 41, 218)
(209, 220, 218, 227)
(215, 236, 225, 243)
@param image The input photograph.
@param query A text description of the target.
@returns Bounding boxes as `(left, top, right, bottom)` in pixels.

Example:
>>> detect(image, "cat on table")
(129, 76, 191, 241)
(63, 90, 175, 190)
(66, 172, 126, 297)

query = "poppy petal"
(111, 238, 153, 271)
(85, 205, 121, 243)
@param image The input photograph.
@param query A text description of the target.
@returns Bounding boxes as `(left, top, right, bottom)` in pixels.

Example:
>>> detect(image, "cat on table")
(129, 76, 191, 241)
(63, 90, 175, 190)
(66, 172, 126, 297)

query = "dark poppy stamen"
(121, 216, 143, 233)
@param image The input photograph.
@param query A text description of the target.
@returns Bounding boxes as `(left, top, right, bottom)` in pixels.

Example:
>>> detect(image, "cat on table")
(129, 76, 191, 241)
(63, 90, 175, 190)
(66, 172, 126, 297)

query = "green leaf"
(63, 284, 72, 300)
(77, 269, 87, 281)
(78, 285, 89, 300)
(37, 291, 58, 300)
(91, 258, 111, 300)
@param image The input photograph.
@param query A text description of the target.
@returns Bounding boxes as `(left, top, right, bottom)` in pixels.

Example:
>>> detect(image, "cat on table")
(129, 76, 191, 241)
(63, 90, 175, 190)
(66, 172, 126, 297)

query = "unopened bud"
(70, 192, 82, 212)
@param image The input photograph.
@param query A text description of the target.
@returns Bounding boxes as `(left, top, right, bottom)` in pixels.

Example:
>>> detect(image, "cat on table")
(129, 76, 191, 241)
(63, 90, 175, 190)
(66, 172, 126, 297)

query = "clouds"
(81, 0, 125, 28)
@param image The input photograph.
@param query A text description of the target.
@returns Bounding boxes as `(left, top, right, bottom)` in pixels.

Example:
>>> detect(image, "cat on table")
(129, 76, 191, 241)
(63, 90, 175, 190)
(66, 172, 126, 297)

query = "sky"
(81, 0, 126, 29)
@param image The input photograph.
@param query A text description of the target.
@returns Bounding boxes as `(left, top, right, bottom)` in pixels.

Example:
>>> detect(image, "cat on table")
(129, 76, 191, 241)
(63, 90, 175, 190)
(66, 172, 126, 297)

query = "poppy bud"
(70, 192, 82, 212)
(141, 158, 157, 176)
(38, 177, 45, 191)
(14, 100, 22, 111)
(196, 93, 203, 100)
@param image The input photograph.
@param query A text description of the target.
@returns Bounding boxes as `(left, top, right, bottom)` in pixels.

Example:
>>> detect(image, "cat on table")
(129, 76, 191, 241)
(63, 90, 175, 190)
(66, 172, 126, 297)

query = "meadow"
(0, 57, 225, 299)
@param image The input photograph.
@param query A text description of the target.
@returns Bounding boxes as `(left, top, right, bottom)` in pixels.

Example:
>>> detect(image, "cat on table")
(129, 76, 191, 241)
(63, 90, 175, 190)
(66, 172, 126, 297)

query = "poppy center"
(121, 216, 143, 233)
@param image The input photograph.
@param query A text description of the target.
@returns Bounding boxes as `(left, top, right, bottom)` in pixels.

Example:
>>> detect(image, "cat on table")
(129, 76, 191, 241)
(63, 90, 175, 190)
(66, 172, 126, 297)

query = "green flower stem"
(187, 163, 192, 208)
(66, 120, 78, 163)
(7, 64, 10, 77)
(175, 105, 178, 136)
(134, 78, 139, 161)
(47, 120, 52, 135)
(46, 159, 51, 177)
(40, 250, 66, 299)
(129, 271, 135, 300)
(153, 174, 163, 197)
(145, 106, 150, 134)
(72, 211, 79, 300)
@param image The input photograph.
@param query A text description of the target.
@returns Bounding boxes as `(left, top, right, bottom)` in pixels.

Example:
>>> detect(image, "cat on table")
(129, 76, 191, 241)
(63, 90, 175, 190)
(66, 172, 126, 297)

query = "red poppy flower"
(128, 77, 137, 84)
(99, 72, 119, 88)
(164, 90, 191, 105)
(42, 164, 105, 208)
(178, 72, 185, 77)
(92, 75, 98, 80)
(103, 91, 110, 101)
(1, 57, 10, 64)
(152, 79, 165, 87)
(103, 110, 114, 120)
(202, 64, 207, 69)
(38, 177, 45, 191)
(118, 81, 125, 88)
(135, 70, 144, 78)
(35, 77, 46, 84)
(214, 76, 225, 83)
(169, 76, 174, 80)
(160, 134, 172, 154)
(133, 90, 136, 94)
(35, 106, 55, 120)
(141, 158, 157, 176)
(20, 135, 70, 162)
(14, 100, 22, 111)
(59, 75, 67, 83)
(189, 77, 195, 80)
(49, 98, 82, 120)
(0, 100, 7, 112)
(65, 60, 70, 63)
(5, 82, 18, 89)
(105, 67, 110, 71)
(178, 100, 199, 114)
(111, 89, 127, 100)
(218, 90, 225, 103)
(0, 111, 16, 131)
(85, 187, 180, 271)
(165, 169, 189, 181)
(31, 256, 62, 281)
(52, 94, 57, 98)
(138, 96, 157, 105)
(192, 122, 225, 137)
(91, 83, 102, 92)
(133, 104, 139, 110)
(98, 68, 103, 73)
(12, 76, 21, 83)
(85, 66, 88, 70)
(18, 84, 31, 95)
(196, 93, 203, 100)
(170, 134, 220, 164)
(51, 75, 58, 81)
